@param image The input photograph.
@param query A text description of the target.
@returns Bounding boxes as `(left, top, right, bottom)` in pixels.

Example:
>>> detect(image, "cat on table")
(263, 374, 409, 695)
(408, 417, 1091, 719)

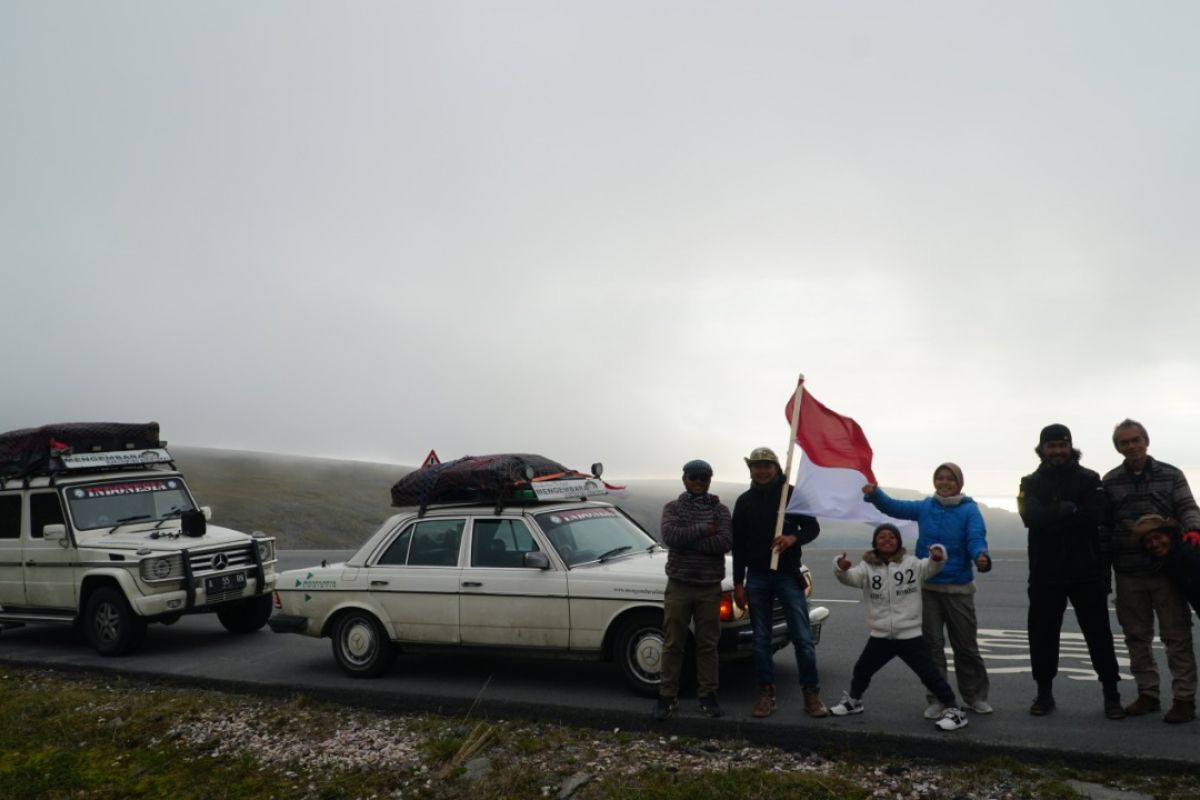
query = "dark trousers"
(661, 578, 722, 698)
(849, 635, 957, 707)
(1027, 579, 1120, 685)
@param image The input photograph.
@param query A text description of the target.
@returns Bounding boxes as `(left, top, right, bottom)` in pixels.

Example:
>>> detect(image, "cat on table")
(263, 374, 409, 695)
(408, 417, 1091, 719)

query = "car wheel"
(216, 594, 273, 634)
(613, 610, 666, 696)
(331, 610, 395, 678)
(83, 586, 148, 656)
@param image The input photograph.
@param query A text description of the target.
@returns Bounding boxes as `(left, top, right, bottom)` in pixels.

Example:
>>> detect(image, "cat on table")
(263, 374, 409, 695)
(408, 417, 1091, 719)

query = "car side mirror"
(524, 551, 551, 570)
(42, 523, 68, 545)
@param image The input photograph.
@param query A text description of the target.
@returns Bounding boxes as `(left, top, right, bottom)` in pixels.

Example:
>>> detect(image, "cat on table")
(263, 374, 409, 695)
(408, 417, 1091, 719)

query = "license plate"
(205, 571, 247, 595)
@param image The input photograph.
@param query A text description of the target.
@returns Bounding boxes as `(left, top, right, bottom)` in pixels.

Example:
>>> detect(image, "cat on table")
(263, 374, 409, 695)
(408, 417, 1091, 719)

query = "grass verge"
(0, 666, 1190, 800)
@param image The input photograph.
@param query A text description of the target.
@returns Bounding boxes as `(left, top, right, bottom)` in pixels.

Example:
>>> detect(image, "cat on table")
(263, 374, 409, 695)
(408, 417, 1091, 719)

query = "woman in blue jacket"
(862, 462, 993, 718)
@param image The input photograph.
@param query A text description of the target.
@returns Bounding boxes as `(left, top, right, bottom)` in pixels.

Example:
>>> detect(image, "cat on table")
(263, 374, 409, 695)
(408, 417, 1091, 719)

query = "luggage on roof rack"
(390, 453, 602, 512)
(0, 422, 163, 479)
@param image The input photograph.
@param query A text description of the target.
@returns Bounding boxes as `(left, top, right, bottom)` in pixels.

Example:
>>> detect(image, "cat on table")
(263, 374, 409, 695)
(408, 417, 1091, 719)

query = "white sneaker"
(923, 702, 945, 720)
(936, 707, 969, 731)
(830, 691, 863, 716)
(965, 700, 993, 714)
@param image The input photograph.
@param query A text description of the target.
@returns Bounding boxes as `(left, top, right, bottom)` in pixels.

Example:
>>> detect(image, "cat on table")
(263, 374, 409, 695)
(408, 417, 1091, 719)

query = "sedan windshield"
(64, 477, 197, 531)
(534, 506, 656, 567)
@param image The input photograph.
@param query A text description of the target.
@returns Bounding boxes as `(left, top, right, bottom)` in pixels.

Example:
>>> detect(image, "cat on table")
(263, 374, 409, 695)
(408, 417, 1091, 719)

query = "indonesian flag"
(783, 388, 910, 530)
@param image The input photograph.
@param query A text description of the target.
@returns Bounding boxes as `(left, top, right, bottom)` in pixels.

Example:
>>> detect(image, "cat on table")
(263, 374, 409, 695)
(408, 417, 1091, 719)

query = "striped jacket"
(661, 493, 732, 584)
(1101, 456, 1200, 577)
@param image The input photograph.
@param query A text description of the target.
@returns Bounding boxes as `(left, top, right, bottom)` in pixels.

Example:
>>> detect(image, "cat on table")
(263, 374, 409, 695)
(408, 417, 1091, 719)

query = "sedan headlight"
(140, 554, 184, 582)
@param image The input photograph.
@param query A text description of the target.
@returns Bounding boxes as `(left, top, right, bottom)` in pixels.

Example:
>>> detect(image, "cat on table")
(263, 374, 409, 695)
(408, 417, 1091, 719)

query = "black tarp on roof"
(390, 453, 571, 508)
(0, 422, 162, 478)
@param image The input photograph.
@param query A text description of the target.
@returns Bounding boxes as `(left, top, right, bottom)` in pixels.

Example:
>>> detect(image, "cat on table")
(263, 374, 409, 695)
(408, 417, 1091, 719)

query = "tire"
(613, 610, 667, 696)
(331, 610, 395, 678)
(83, 586, 148, 656)
(216, 594, 273, 634)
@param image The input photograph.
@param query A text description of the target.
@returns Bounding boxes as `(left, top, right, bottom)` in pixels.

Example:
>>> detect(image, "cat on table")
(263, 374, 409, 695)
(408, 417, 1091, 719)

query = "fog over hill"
(173, 447, 1027, 551)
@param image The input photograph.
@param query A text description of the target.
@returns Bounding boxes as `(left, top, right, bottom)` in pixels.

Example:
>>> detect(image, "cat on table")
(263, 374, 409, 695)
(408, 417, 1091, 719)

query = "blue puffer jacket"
(864, 487, 990, 586)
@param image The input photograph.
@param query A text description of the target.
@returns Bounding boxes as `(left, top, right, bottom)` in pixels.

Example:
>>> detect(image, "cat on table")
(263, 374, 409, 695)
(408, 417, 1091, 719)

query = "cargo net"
(0, 422, 162, 478)
(390, 453, 583, 511)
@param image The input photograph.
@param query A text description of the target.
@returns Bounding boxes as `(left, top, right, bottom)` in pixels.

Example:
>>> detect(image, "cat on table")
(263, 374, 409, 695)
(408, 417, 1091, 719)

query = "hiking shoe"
(652, 696, 677, 721)
(1124, 694, 1161, 716)
(1029, 695, 1056, 716)
(935, 707, 969, 731)
(751, 684, 776, 718)
(1104, 697, 1127, 720)
(1164, 698, 1195, 724)
(698, 694, 724, 718)
(964, 700, 993, 714)
(802, 686, 829, 718)
(830, 691, 863, 717)
(923, 702, 946, 720)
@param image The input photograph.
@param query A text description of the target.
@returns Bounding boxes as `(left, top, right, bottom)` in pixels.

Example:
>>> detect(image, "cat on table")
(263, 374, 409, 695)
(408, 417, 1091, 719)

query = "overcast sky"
(3, 2, 1198, 503)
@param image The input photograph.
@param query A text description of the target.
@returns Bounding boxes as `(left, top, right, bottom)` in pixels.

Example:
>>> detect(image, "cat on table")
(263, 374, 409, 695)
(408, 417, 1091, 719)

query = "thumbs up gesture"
(836, 552, 852, 571)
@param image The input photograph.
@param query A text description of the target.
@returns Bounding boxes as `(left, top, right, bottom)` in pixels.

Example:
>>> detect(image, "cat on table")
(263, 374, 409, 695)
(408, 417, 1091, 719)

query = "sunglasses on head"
(685, 473, 711, 482)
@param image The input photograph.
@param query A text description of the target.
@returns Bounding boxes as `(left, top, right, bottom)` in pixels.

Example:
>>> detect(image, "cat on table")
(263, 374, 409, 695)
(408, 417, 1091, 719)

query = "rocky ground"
(153, 697, 1165, 800)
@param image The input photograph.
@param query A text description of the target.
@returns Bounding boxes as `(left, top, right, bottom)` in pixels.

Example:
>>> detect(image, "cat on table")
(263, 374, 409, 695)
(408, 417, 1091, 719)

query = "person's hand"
(1183, 531, 1200, 548)
(836, 552, 851, 571)
(975, 552, 992, 572)
(772, 533, 797, 553)
(862, 483, 877, 495)
(734, 585, 748, 609)
(931, 545, 945, 562)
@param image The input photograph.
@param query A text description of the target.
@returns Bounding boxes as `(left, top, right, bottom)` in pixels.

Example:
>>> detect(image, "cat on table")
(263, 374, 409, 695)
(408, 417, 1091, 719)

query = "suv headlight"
(140, 554, 184, 582)
(254, 538, 275, 563)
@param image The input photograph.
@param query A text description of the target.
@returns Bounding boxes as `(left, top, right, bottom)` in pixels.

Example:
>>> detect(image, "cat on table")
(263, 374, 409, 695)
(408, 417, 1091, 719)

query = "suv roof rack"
(0, 422, 168, 480)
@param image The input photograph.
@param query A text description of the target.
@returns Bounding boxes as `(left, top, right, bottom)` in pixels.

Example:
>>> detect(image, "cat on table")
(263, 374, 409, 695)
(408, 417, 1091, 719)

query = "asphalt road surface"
(2, 548, 1198, 768)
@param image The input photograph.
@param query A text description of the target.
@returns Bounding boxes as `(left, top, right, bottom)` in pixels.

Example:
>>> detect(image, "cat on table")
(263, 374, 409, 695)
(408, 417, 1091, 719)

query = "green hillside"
(172, 447, 1028, 551)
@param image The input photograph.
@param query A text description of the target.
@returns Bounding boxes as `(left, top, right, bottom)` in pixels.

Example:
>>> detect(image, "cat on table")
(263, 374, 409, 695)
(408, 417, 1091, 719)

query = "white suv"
(0, 423, 277, 655)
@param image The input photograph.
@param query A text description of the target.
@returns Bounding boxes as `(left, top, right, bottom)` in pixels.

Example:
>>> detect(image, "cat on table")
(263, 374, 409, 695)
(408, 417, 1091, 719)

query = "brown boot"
(1164, 698, 1196, 724)
(752, 684, 776, 718)
(1124, 694, 1161, 716)
(802, 686, 829, 718)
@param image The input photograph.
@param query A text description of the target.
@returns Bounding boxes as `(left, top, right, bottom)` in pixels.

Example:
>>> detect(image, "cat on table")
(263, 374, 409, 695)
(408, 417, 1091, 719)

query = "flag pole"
(771, 373, 805, 571)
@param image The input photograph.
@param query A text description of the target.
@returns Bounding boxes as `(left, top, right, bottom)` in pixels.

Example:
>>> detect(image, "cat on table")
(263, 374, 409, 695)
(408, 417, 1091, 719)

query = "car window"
(29, 493, 65, 539)
(471, 519, 540, 568)
(534, 506, 655, 567)
(0, 495, 19, 539)
(377, 527, 413, 565)
(406, 519, 464, 567)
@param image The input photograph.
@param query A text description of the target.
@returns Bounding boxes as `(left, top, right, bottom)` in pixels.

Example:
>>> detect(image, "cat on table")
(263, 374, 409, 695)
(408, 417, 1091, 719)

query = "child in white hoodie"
(832, 523, 968, 731)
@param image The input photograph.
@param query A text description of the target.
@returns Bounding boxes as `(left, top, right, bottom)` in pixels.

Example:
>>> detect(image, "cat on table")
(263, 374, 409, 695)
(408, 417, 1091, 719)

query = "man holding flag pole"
(730, 375, 842, 719)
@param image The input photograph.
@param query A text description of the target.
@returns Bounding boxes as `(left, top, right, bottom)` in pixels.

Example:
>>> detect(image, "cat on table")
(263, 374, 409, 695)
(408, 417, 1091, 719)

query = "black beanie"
(1039, 423, 1072, 446)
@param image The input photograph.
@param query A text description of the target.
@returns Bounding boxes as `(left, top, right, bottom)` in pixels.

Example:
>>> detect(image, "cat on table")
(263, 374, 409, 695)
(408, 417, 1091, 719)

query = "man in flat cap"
(653, 458, 732, 721)
(1018, 424, 1124, 719)
(1102, 418, 1200, 723)
(732, 447, 827, 718)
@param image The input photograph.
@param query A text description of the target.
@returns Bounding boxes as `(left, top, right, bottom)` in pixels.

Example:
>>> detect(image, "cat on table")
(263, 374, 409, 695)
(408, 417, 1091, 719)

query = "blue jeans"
(746, 569, 820, 687)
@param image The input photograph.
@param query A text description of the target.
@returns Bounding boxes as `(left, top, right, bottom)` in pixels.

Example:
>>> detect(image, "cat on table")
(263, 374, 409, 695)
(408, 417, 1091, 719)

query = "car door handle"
(462, 581, 483, 587)
(370, 580, 389, 586)
(24, 560, 36, 566)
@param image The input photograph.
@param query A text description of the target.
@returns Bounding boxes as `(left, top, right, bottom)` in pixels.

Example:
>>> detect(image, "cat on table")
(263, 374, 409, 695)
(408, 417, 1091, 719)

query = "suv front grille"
(188, 545, 256, 577)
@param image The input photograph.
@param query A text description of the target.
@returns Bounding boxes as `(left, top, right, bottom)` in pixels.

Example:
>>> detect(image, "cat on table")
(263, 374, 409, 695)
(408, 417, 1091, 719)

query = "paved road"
(2, 548, 1198, 768)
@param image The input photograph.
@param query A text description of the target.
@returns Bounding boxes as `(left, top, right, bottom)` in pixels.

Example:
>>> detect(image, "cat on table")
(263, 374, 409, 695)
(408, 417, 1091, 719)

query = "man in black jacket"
(732, 447, 827, 718)
(1018, 424, 1124, 720)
